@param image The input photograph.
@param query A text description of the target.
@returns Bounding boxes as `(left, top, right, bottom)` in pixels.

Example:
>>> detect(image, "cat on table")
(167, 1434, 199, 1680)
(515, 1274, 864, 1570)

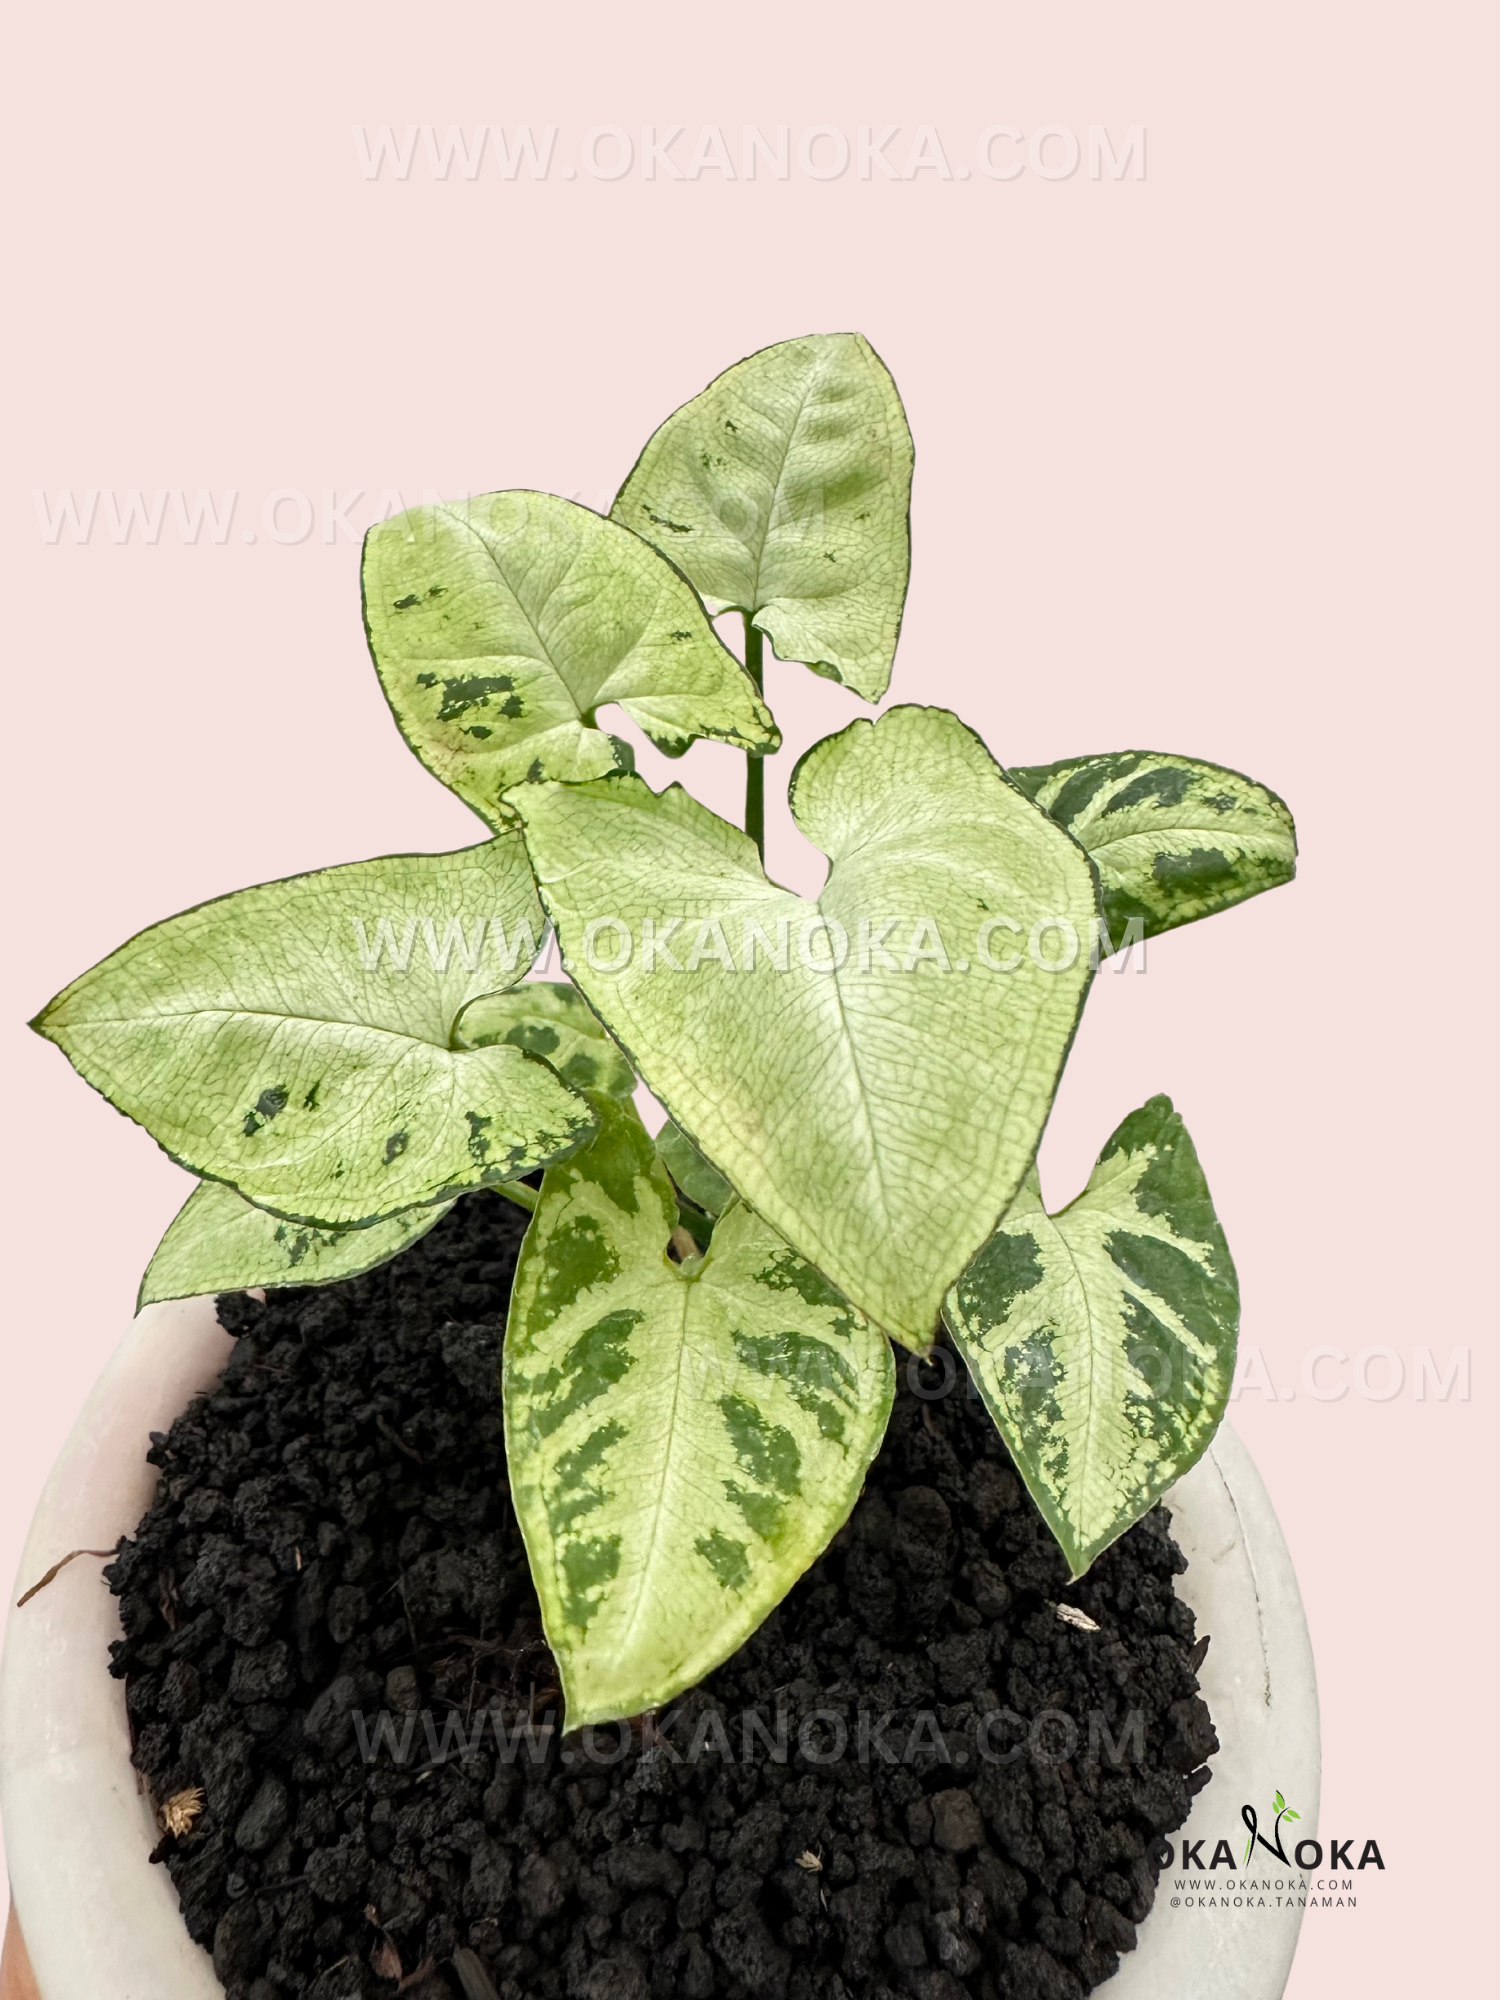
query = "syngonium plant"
(33, 334, 1298, 1730)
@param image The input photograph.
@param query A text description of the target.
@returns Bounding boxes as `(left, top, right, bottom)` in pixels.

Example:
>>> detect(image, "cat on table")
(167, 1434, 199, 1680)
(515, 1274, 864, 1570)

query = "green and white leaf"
(612, 334, 913, 701)
(505, 1093, 894, 1728)
(655, 1117, 733, 1217)
(139, 1178, 455, 1309)
(944, 1095, 1239, 1578)
(509, 706, 1098, 1350)
(33, 838, 596, 1227)
(456, 980, 635, 1099)
(1009, 751, 1296, 947)
(363, 491, 779, 823)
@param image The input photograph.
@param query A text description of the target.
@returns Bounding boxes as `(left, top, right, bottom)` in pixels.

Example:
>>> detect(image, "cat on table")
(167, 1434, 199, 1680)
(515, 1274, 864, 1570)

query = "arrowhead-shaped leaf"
(509, 706, 1098, 1349)
(504, 1094, 894, 1728)
(943, 1094, 1239, 1577)
(139, 1179, 456, 1308)
(1009, 751, 1296, 947)
(612, 334, 914, 701)
(456, 980, 635, 1099)
(33, 838, 596, 1226)
(655, 1117, 733, 1218)
(363, 491, 778, 824)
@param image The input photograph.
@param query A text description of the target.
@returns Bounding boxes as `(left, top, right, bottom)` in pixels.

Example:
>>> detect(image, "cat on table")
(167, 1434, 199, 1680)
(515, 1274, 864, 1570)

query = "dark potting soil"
(106, 1191, 1218, 2000)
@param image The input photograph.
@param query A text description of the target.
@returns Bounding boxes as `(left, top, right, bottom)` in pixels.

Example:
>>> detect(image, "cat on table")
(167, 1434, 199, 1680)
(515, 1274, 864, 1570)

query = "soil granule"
(107, 1191, 1217, 2000)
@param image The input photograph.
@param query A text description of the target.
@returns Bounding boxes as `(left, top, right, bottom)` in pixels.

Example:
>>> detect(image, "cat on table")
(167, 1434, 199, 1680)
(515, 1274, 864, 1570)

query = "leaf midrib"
(611, 1260, 703, 1658)
(57, 1000, 507, 1054)
(438, 500, 639, 717)
(1046, 1195, 1215, 1510)
(1081, 820, 1290, 863)
(744, 353, 829, 606)
(437, 501, 576, 686)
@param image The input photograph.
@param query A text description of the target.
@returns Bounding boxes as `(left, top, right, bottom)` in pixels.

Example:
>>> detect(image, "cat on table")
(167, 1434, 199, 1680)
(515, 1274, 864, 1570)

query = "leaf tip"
(27, 996, 66, 1044)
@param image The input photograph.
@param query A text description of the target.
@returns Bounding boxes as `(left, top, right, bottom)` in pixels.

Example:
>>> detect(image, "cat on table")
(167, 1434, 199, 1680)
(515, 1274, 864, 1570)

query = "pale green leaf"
(1009, 751, 1296, 947)
(456, 980, 635, 1099)
(612, 334, 913, 701)
(362, 490, 779, 823)
(655, 1117, 733, 1217)
(505, 1093, 894, 1728)
(139, 1179, 455, 1308)
(509, 706, 1098, 1350)
(943, 1094, 1239, 1578)
(33, 838, 596, 1226)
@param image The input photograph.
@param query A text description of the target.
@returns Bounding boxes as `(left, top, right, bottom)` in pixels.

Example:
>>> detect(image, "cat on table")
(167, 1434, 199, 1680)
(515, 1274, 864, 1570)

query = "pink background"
(3, 4, 1494, 1990)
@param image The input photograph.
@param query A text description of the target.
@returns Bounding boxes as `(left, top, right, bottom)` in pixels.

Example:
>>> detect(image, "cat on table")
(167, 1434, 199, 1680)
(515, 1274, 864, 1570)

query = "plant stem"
(743, 614, 765, 860)
(675, 1200, 713, 1251)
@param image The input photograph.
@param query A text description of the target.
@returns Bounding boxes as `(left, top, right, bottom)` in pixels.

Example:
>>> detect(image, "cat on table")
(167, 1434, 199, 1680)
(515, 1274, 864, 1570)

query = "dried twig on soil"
(15, 1548, 115, 1608)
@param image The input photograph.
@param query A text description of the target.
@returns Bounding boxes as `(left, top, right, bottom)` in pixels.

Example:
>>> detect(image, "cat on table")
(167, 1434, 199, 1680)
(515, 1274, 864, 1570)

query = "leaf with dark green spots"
(504, 1093, 893, 1728)
(655, 1117, 733, 1217)
(944, 1095, 1238, 1578)
(612, 334, 913, 701)
(139, 1179, 456, 1308)
(363, 491, 778, 824)
(1009, 751, 1296, 946)
(510, 705, 1098, 1351)
(456, 981, 635, 1099)
(32, 837, 596, 1227)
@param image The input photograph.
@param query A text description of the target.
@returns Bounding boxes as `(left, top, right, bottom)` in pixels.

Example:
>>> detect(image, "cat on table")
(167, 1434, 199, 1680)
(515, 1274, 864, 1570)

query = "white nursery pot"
(0, 1300, 1320, 2000)
(1108, 1422, 1321, 2000)
(1, 1300, 230, 2000)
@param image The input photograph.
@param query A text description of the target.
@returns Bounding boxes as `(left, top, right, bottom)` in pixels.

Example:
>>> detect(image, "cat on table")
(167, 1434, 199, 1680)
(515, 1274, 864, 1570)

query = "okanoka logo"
(1157, 1782, 1385, 1889)
(1242, 1787, 1302, 1865)
(1237, 1786, 1385, 1875)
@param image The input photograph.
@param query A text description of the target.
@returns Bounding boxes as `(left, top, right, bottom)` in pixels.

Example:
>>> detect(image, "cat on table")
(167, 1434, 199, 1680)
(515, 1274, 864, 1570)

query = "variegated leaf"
(944, 1095, 1239, 1577)
(363, 491, 778, 824)
(655, 1117, 733, 1217)
(612, 334, 914, 701)
(139, 1179, 455, 1308)
(505, 1093, 894, 1728)
(1009, 751, 1296, 948)
(456, 980, 635, 1099)
(33, 838, 596, 1226)
(509, 706, 1098, 1351)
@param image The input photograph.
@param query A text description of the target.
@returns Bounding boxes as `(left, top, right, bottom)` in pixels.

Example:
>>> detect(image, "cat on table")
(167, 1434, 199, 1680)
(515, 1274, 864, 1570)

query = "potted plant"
(3, 335, 1316, 2000)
